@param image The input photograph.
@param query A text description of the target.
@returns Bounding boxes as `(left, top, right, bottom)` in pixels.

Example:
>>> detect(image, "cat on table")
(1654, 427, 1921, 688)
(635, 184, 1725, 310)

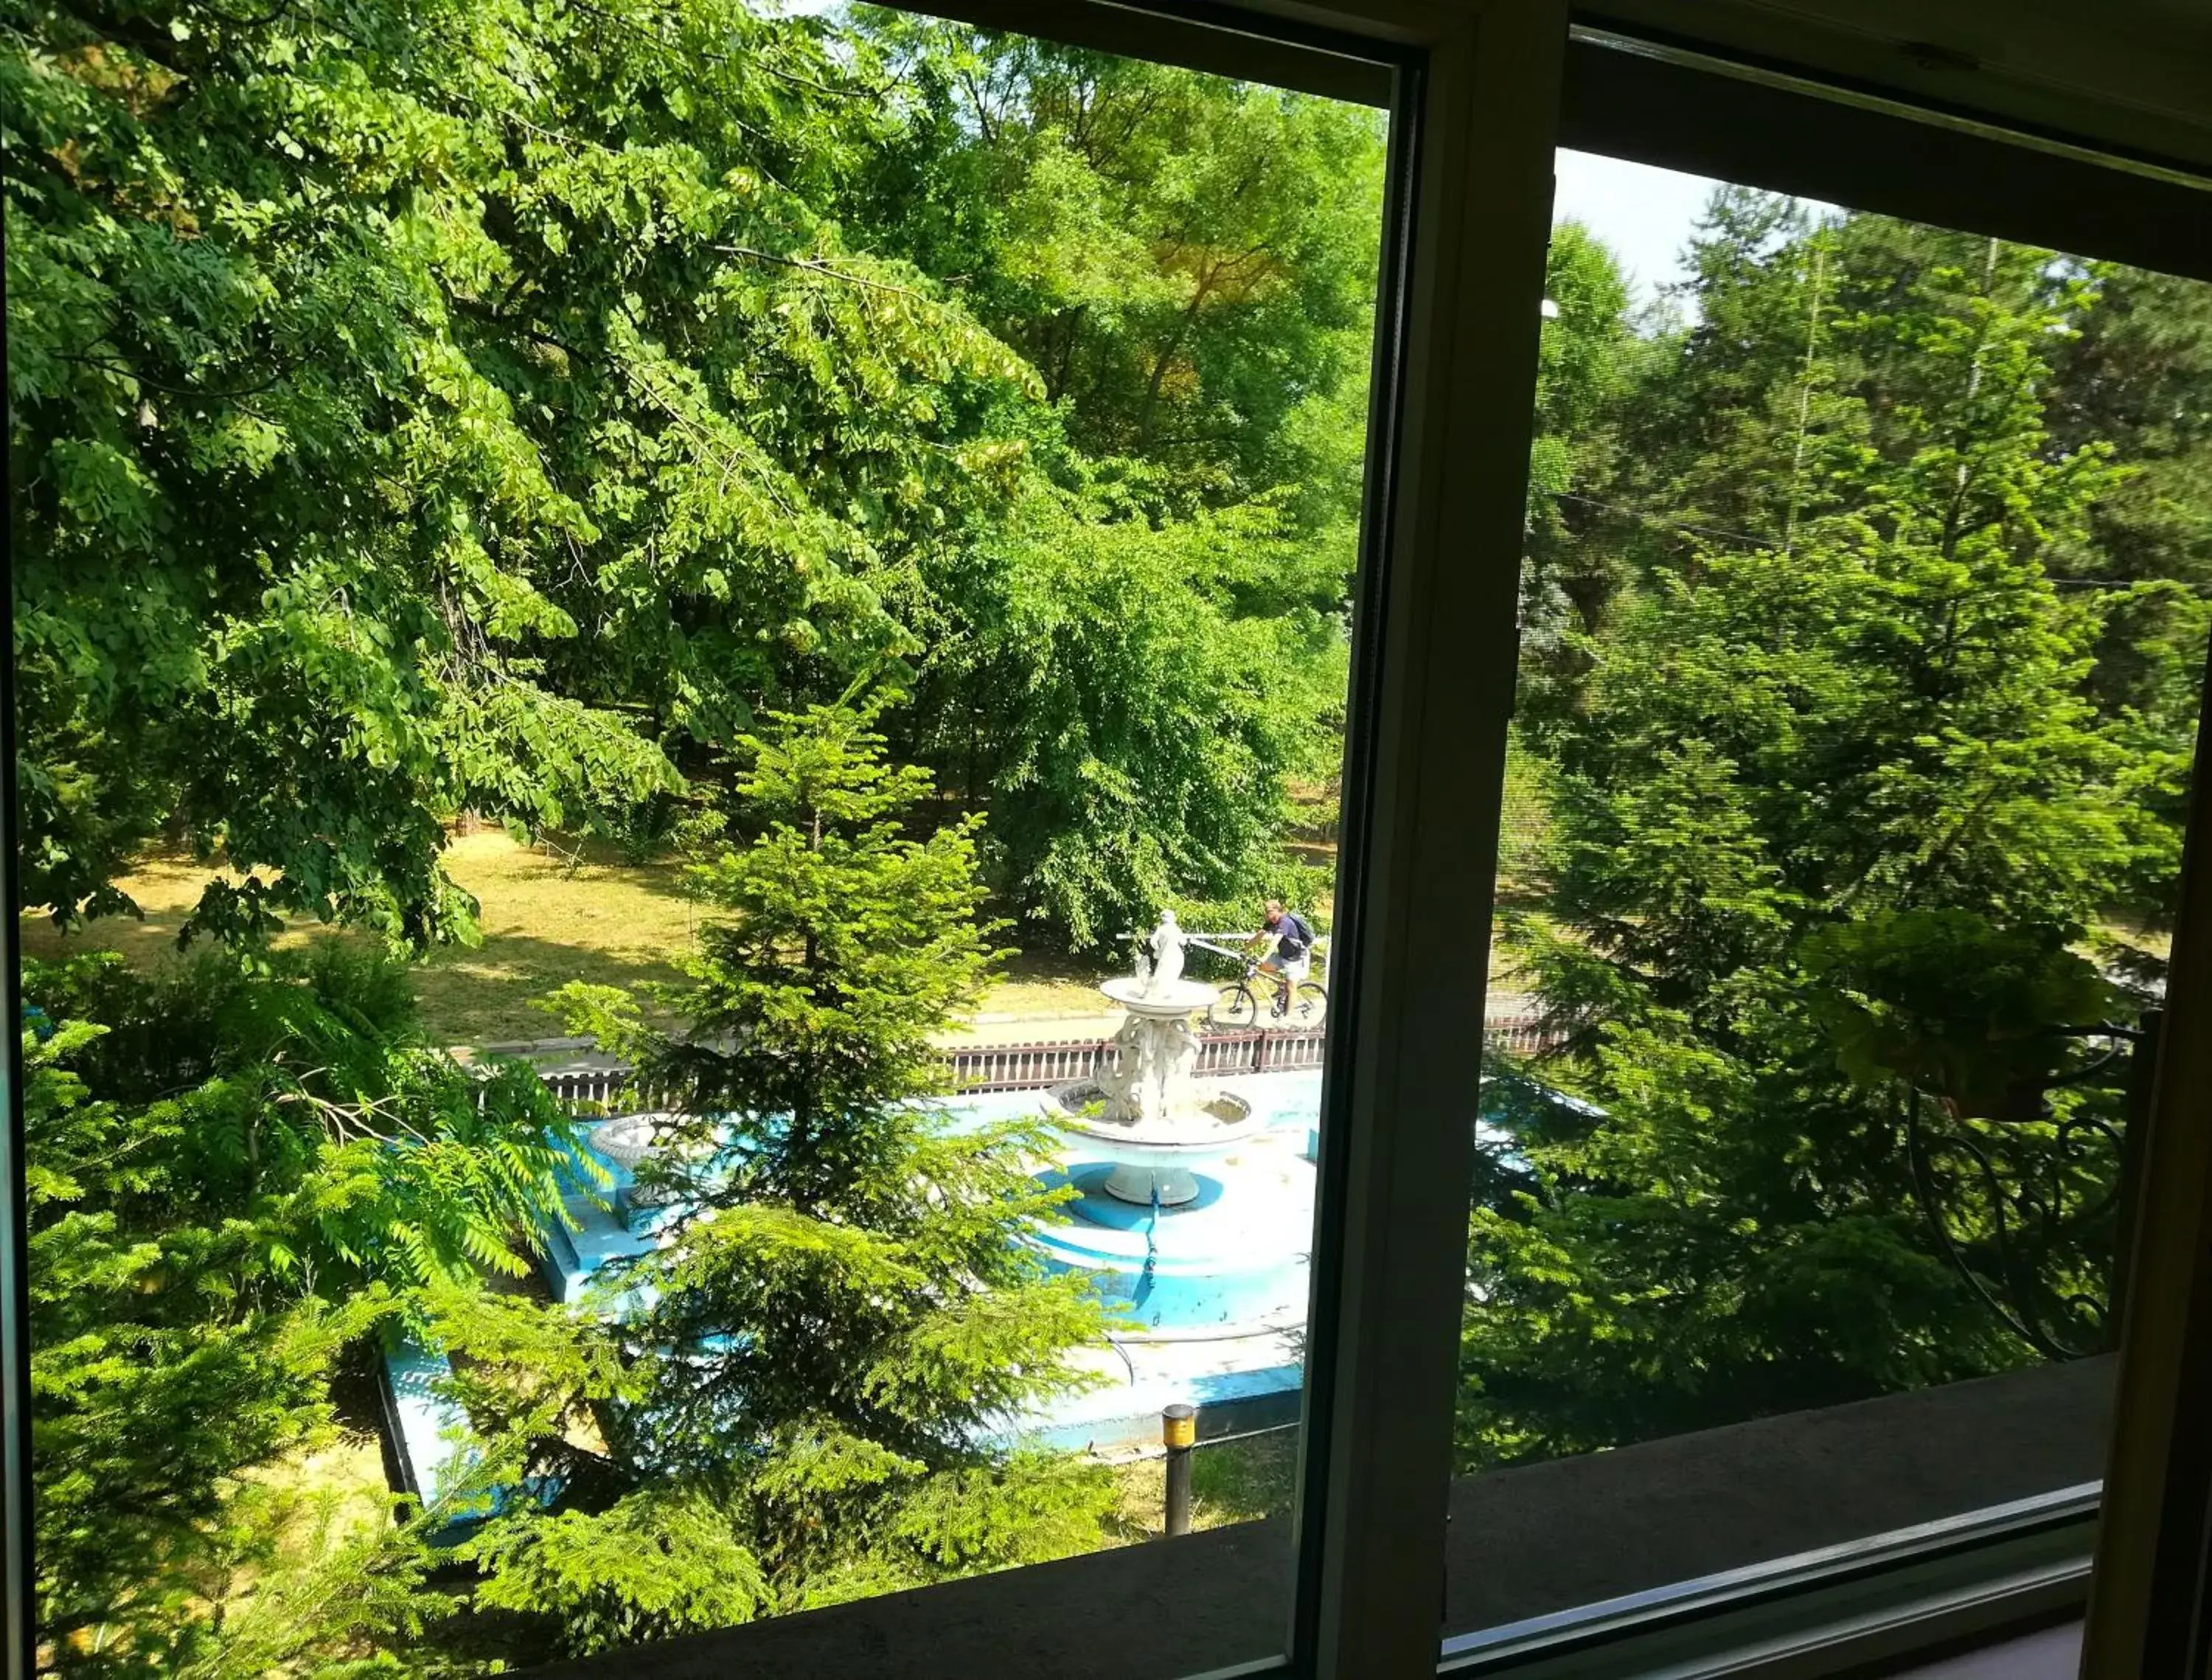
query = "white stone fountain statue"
(1046, 909, 1261, 1205)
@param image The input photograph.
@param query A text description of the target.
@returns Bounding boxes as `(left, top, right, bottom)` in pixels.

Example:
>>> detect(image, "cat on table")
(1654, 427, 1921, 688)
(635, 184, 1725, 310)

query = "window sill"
(1893, 1620, 2080, 1678)
(526, 1358, 2112, 1679)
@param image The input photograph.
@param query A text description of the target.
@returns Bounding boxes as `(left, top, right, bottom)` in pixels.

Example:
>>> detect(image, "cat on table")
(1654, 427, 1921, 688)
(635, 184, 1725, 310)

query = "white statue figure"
(1155, 1015, 1203, 1116)
(1144, 909, 1185, 998)
(1101, 1011, 1152, 1122)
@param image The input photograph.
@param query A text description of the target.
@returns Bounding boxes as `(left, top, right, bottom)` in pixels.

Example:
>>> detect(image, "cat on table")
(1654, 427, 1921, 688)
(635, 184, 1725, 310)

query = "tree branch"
(708, 244, 933, 306)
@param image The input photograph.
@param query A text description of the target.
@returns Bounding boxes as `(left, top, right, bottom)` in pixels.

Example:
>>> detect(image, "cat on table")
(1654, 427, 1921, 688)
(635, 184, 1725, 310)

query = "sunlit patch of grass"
(978, 945, 1117, 1018)
(1110, 1428, 1300, 1537)
(20, 833, 703, 1048)
(20, 832, 1134, 1046)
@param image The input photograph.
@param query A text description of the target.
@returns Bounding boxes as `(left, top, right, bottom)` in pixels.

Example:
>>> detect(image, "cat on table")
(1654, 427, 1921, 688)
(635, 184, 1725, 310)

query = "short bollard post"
(1163, 1403, 1196, 1537)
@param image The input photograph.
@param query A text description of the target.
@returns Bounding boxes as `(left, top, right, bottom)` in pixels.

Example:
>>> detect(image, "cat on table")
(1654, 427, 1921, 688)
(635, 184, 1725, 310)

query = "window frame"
(3, 466, 31, 1680)
(1445, 1487, 2098, 1680)
(8, 5, 2212, 1680)
(1545, 30, 2212, 1679)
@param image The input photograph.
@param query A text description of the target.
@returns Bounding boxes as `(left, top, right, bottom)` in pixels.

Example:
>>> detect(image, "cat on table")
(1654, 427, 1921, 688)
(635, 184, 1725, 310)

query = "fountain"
(1048, 909, 1266, 1209)
(1027, 912, 1310, 1347)
(383, 909, 1563, 1471)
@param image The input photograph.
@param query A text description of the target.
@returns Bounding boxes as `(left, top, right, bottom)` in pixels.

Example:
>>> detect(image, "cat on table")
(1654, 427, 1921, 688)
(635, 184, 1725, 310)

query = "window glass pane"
(1447, 143, 2209, 1648)
(10, 2, 1391, 1669)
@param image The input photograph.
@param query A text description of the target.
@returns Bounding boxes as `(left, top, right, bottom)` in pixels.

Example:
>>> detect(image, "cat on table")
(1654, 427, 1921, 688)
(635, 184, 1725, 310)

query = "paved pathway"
(941, 1010, 1133, 1046)
(460, 990, 1540, 1063)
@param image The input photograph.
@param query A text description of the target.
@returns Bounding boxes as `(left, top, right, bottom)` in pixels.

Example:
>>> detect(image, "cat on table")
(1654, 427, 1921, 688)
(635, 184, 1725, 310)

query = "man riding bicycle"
(1250, 900, 1316, 1019)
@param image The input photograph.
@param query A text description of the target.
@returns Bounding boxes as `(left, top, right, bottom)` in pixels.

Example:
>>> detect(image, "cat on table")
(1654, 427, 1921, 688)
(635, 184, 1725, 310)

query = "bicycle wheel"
(1289, 982, 1327, 1030)
(1210, 983, 1260, 1031)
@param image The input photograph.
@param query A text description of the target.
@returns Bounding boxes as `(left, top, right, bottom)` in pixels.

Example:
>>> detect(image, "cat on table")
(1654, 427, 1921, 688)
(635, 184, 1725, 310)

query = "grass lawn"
(21, 834, 703, 1046)
(1110, 1428, 1300, 1536)
(20, 833, 1112, 1047)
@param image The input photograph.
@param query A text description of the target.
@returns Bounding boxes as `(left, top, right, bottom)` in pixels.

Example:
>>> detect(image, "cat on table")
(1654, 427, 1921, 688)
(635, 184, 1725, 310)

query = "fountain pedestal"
(1044, 912, 1262, 1208)
(1029, 909, 1304, 1341)
(1088, 975, 1231, 1204)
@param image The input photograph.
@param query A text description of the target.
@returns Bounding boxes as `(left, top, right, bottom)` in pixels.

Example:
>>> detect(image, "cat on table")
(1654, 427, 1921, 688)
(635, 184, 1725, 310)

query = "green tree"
(2046, 264, 2212, 597)
(4, 0, 1039, 945)
(911, 473, 1346, 948)
(9, 0, 1371, 957)
(24, 949, 582, 1673)
(845, 21, 1384, 941)
(2041, 262, 2212, 933)
(1516, 221, 1638, 713)
(509, 701, 1115, 1653)
(855, 21, 1385, 521)
(1461, 235, 2155, 1468)
(1563, 199, 2209, 926)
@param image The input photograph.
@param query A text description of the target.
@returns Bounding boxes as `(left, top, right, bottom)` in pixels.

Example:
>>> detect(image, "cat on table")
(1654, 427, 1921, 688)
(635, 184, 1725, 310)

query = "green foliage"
(1797, 912, 2115, 1115)
(912, 478, 1346, 947)
(35, 948, 593, 1288)
(845, 24, 1382, 943)
(10, 0, 1374, 957)
(566, 698, 1009, 1136)
(27, 1018, 355, 1676)
(2040, 261, 2212, 931)
(854, 20, 1385, 518)
(24, 951, 583, 1674)
(459, 1492, 767, 1658)
(160, 1490, 448, 1680)
(1520, 222, 1640, 687)
(4, 0, 1043, 948)
(1462, 212, 2176, 1470)
(501, 701, 1115, 1648)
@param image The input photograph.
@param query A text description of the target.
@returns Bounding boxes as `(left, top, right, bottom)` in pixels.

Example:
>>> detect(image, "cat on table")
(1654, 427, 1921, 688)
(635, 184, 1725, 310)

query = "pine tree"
(1461, 229, 2154, 1468)
(519, 699, 1116, 1650)
(1515, 223, 1638, 713)
(2041, 262, 2212, 937)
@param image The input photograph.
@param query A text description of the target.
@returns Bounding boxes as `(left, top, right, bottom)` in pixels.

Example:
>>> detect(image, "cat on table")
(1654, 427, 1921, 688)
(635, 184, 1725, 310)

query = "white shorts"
(1260, 951, 1311, 985)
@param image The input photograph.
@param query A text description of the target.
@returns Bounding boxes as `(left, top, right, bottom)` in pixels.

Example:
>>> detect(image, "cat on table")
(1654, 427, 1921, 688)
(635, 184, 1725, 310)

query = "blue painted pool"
(383, 1066, 1565, 1499)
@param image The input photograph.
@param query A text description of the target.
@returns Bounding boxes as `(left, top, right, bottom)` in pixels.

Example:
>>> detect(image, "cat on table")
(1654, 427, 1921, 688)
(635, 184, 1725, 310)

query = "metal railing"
(534, 1063, 636, 1109)
(942, 1027, 1335, 1093)
(1484, 1010, 1554, 1058)
(946, 1038, 1114, 1091)
(509, 996, 1556, 1114)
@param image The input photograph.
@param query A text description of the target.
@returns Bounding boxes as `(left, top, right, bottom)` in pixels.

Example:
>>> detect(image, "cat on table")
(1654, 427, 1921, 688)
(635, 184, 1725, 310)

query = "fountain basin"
(1044, 1082, 1262, 1159)
(1044, 1079, 1262, 1204)
(1097, 973, 1220, 1015)
(1028, 1154, 1312, 1336)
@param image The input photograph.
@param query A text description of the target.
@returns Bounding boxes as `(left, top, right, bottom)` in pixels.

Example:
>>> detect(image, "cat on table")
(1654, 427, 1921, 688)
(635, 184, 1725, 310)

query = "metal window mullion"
(1, 204, 34, 1680)
(1293, 2, 1566, 1676)
(2081, 634, 2212, 1679)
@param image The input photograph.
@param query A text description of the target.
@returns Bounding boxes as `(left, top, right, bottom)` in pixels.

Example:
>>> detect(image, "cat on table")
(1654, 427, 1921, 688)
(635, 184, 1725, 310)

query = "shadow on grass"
(1191, 1430, 1301, 1526)
(23, 917, 696, 1049)
(21, 835, 1136, 1045)
(406, 928, 695, 1046)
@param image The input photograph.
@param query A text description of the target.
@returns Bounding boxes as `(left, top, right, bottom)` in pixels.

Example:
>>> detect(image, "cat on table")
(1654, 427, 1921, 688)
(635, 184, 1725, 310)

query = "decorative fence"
(942, 1027, 1332, 1094)
(945, 1037, 1111, 1093)
(1484, 1002, 1554, 1058)
(512, 998, 1555, 1114)
(534, 1061, 636, 1111)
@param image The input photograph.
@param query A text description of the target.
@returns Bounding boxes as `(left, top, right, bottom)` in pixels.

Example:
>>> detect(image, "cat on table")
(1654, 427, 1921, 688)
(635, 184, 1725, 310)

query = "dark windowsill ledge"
(1891, 1619, 2080, 1677)
(527, 1358, 2112, 1679)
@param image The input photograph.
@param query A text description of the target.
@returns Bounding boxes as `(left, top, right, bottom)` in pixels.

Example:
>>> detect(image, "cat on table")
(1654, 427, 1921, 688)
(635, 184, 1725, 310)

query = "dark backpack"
(1276, 912, 1314, 960)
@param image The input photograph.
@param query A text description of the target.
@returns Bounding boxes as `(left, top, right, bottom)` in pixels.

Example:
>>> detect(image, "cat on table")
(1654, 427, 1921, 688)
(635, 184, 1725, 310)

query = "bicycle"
(1206, 953, 1326, 1032)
